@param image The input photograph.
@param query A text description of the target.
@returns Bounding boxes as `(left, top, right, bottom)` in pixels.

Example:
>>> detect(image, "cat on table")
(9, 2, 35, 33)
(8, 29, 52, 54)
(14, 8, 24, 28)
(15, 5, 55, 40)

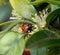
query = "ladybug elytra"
(21, 23, 33, 33)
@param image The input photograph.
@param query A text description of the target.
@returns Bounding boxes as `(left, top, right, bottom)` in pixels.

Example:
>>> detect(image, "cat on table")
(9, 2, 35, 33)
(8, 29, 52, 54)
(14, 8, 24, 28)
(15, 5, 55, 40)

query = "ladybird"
(21, 23, 33, 33)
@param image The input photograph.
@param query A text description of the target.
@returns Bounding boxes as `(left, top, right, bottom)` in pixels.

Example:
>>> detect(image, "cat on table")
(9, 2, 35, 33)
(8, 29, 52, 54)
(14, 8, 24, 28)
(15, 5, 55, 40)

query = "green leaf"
(46, 8, 60, 25)
(0, 31, 19, 45)
(0, 31, 25, 55)
(4, 36, 25, 55)
(10, 0, 36, 19)
(46, 8, 60, 31)
(26, 30, 60, 49)
(0, 31, 19, 54)
(50, 4, 60, 11)
(0, 3, 12, 23)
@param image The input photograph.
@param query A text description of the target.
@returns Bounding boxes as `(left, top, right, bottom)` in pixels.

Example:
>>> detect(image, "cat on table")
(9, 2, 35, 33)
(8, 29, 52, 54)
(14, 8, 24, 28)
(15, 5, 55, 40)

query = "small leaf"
(26, 30, 60, 49)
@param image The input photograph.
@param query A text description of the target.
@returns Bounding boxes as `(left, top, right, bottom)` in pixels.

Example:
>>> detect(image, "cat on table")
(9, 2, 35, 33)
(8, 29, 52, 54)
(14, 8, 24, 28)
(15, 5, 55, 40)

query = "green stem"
(23, 18, 37, 25)
(0, 20, 36, 34)
(0, 21, 13, 26)
(0, 19, 36, 26)
(0, 18, 41, 34)
(47, 0, 60, 7)
(31, 0, 46, 6)
(31, 0, 60, 7)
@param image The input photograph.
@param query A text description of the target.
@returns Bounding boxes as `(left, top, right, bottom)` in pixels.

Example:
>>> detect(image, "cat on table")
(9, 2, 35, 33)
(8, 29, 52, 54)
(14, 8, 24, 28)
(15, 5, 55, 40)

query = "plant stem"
(31, 0, 60, 7)
(0, 20, 36, 34)
(0, 18, 41, 34)
(0, 21, 13, 26)
(46, 0, 60, 7)
(31, 0, 45, 6)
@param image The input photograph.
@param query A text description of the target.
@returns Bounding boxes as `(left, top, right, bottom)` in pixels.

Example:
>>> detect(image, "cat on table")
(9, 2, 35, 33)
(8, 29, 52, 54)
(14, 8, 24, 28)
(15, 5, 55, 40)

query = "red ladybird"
(21, 23, 32, 33)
